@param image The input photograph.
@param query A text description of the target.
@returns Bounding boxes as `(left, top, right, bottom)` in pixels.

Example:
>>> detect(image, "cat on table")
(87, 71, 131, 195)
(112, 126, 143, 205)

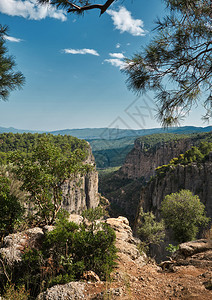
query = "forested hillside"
(0, 133, 88, 165)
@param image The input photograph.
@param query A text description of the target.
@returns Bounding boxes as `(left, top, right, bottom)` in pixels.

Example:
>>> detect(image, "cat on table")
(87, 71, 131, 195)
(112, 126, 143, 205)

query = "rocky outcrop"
(0, 227, 44, 265)
(61, 144, 99, 214)
(120, 136, 202, 180)
(140, 159, 212, 219)
(37, 236, 212, 299)
(36, 216, 147, 300)
(37, 282, 86, 300)
(173, 239, 212, 260)
(1, 217, 212, 300)
(106, 216, 147, 266)
(160, 239, 212, 272)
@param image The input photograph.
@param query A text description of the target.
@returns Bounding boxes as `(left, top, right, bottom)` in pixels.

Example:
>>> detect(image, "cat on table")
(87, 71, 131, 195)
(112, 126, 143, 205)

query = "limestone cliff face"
(120, 138, 196, 180)
(61, 144, 99, 214)
(140, 155, 212, 219)
(105, 137, 198, 225)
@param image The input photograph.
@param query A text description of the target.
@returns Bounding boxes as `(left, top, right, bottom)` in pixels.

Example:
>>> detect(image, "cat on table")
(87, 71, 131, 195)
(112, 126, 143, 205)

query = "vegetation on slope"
(94, 131, 212, 168)
(0, 209, 117, 299)
(0, 134, 117, 298)
(155, 141, 212, 178)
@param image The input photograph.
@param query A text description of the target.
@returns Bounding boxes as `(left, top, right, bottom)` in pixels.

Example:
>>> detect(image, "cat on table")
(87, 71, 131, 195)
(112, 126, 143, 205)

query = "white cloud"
(109, 52, 125, 59)
(116, 43, 121, 48)
(107, 6, 146, 36)
(104, 58, 127, 70)
(4, 35, 23, 42)
(63, 48, 100, 56)
(0, 0, 67, 21)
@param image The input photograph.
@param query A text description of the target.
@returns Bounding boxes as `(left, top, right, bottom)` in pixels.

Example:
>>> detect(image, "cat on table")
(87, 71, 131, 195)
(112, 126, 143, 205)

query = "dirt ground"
(85, 250, 212, 299)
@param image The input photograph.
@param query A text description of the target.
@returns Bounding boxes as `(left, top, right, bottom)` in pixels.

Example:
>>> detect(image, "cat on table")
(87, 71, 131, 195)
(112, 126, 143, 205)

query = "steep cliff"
(100, 133, 212, 227)
(140, 155, 212, 219)
(61, 144, 99, 214)
(120, 133, 212, 180)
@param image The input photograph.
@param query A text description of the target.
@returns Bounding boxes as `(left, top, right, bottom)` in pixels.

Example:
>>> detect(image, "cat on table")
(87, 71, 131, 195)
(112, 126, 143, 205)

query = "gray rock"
(106, 216, 147, 265)
(37, 282, 86, 300)
(61, 145, 99, 215)
(0, 227, 44, 265)
(68, 214, 83, 225)
(173, 239, 212, 258)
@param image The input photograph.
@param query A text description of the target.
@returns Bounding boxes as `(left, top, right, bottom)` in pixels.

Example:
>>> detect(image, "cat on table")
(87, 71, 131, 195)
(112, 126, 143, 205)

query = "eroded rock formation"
(120, 138, 196, 180)
(120, 134, 211, 180)
(140, 158, 212, 219)
(61, 145, 99, 214)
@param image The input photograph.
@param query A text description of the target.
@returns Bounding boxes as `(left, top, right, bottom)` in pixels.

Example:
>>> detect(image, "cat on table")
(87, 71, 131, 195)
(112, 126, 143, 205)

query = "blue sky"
(0, 0, 209, 131)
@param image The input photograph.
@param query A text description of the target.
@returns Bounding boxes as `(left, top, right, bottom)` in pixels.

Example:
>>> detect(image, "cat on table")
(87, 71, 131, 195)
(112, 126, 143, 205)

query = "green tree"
(10, 137, 91, 225)
(161, 189, 209, 243)
(136, 207, 165, 253)
(124, 0, 212, 126)
(0, 176, 23, 239)
(0, 25, 25, 101)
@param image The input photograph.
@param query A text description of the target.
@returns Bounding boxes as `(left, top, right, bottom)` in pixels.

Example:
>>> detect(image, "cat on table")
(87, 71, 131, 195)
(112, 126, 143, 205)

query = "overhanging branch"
(66, 0, 115, 15)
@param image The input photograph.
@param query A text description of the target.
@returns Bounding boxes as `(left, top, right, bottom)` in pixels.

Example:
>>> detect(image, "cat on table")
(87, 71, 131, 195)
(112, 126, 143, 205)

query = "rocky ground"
(37, 217, 212, 300)
(0, 216, 211, 299)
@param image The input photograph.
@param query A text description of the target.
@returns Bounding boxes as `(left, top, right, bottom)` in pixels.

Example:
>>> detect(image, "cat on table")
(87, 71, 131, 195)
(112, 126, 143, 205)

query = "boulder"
(106, 216, 147, 266)
(0, 227, 44, 265)
(173, 239, 212, 259)
(68, 214, 83, 225)
(37, 282, 86, 300)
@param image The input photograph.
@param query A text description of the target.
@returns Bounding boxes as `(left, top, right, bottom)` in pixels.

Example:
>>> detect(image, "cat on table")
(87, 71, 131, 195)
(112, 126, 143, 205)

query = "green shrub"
(165, 244, 179, 254)
(44, 216, 117, 282)
(136, 208, 165, 253)
(5, 211, 117, 299)
(161, 190, 210, 243)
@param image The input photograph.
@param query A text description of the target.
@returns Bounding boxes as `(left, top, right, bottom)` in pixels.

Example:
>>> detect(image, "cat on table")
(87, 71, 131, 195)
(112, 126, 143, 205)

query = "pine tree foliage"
(0, 25, 25, 101)
(124, 0, 212, 126)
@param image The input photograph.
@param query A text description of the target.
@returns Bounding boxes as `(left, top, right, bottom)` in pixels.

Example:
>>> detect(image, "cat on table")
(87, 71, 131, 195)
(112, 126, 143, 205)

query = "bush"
(136, 208, 165, 253)
(44, 215, 117, 282)
(161, 190, 209, 243)
(5, 211, 117, 299)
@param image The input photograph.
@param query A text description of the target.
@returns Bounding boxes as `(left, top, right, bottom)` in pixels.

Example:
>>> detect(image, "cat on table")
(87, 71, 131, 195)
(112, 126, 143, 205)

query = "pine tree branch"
(66, 0, 115, 15)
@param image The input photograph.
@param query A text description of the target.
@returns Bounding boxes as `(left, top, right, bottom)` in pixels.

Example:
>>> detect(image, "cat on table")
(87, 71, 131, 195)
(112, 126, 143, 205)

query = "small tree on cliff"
(10, 137, 92, 225)
(161, 189, 209, 243)
(0, 25, 25, 101)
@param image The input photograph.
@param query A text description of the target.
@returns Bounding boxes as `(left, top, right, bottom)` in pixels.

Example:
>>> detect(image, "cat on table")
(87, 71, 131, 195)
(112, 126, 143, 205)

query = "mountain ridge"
(0, 125, 211, 140)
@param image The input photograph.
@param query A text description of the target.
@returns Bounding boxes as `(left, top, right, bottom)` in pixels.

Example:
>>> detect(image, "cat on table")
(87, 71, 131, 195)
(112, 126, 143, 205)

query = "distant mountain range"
(0, 126, 211, 140)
